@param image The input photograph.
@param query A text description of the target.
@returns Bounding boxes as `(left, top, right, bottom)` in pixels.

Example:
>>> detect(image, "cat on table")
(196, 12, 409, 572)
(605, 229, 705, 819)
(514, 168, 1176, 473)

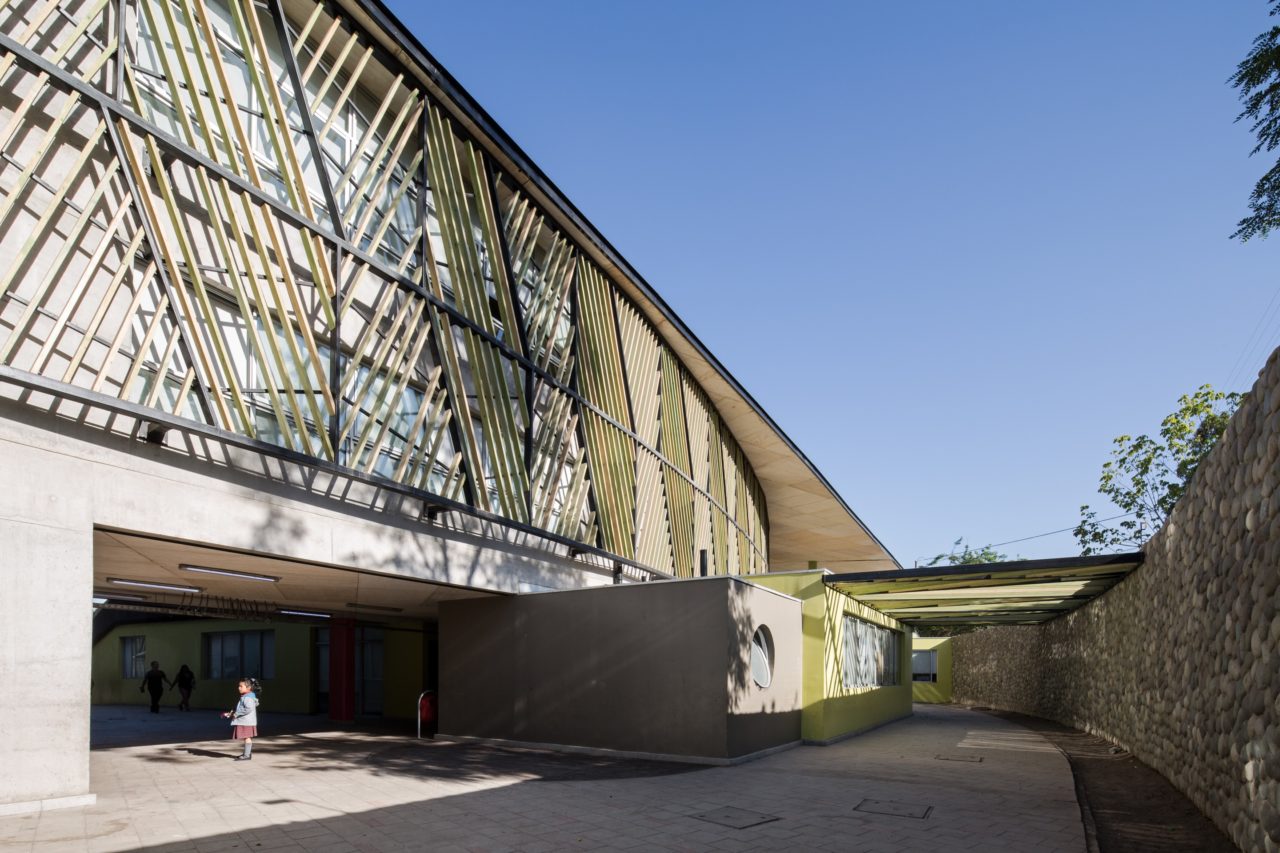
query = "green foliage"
(1075, 385, 1243, 554)
(1231, 1, 1280, 240)
(924, 538, 1009, 567)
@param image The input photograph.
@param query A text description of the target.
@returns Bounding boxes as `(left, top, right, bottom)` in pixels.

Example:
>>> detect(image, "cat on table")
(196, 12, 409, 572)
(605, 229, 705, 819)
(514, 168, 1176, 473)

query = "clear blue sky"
(386, 0, 1280, 566)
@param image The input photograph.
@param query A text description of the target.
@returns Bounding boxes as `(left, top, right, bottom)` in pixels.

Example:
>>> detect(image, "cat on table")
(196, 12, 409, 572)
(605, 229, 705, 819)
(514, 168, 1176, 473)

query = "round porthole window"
(750, 625, 774, 688)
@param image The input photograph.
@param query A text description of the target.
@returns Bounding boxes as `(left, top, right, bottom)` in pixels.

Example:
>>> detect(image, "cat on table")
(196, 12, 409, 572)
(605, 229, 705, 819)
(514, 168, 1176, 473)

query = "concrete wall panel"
(440, 578, 802, 760)
(0, 442, 93, 807)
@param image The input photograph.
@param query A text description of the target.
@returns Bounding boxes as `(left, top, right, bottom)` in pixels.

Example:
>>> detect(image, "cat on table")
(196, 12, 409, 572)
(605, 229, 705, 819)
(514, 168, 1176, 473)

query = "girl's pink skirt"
(231, 725, 258, 739)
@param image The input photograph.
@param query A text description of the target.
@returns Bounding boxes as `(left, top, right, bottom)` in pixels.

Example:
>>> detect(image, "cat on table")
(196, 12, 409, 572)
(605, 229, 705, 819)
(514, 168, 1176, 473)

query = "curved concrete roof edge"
(340, 0, 902, 572)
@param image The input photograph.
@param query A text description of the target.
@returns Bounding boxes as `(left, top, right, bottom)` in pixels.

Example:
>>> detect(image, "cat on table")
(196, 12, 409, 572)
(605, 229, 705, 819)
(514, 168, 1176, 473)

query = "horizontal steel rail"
(0, 365, 669, 580)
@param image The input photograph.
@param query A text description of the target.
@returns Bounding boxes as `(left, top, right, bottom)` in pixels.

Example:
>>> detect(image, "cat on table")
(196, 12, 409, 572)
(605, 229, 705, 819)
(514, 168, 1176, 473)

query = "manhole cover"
(690, 806, 780, 829)
(853, 799, 933, 819)
(934, 753, 983, 763)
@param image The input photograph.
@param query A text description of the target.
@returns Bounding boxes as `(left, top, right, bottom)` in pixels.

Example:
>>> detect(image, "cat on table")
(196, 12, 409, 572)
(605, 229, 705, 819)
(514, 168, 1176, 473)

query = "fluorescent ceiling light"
(93, 590, 147, 602)
(108, 577, 201, 594)
(345, 602, 403, 613)
(180, 564, 279, 583)
(278, 609, 330, 619)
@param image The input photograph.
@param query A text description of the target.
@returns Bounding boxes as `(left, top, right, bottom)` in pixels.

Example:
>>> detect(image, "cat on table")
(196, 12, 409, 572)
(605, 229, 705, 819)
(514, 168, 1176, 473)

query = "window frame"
(912, 649, 939, 683)
(121, 635, 147, 678)
(841, 615, 901, 690)
(202, 629, 276, 680)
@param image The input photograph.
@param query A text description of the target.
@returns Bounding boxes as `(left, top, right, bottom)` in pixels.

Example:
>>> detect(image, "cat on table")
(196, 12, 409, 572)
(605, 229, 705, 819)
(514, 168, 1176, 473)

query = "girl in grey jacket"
(222, 678, 260, 761)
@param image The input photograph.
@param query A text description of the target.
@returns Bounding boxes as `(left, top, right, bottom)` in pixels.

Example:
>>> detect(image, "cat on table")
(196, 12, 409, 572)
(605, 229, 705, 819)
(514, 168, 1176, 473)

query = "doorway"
(355, 626, 384, 716)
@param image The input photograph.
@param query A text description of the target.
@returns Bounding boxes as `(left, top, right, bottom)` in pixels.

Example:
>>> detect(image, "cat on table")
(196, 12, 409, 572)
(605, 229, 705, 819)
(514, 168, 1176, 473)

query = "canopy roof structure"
(824, 553, 1143, 626)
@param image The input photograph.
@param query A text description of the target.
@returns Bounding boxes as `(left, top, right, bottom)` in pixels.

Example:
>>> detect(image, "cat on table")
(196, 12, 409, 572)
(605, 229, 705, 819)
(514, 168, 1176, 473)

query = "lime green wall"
(911, 637, 953, 703)
(91, 620, 315, 713)
(749, 571, 911, 742)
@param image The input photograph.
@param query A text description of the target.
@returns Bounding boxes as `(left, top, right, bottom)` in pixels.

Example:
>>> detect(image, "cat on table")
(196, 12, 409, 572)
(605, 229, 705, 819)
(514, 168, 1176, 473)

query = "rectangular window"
(912, 649, 939, 683)
(203, 630, 275, 680)
(841, 616, 900, 689)
(121, 636, 146, 678)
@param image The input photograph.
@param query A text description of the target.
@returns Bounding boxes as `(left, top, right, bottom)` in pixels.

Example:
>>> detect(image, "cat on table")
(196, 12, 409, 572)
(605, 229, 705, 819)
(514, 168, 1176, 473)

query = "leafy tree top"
(1075, 385, 1243, 554)
(1231, 0, 1280, 240)
(924, 538, 1009, 567)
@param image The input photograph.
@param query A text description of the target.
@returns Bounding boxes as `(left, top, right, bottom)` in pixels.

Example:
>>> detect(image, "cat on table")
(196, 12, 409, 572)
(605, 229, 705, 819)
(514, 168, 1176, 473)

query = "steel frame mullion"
(101, 116, 215, 424)
(257, 0, 346, 459)
(114, 0, 127, 98)
(483, 159, 535, 523)
(267, 0, 350, 239)
(418, 107, 475, 507)
(606, 288, 642, 561)
(566, 272, 602, 549)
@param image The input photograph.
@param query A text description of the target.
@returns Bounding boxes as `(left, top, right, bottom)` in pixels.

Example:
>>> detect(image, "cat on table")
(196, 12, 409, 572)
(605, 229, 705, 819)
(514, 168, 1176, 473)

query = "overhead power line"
(913, 511, 1139, 565)
(1224, 280, 1280, 394)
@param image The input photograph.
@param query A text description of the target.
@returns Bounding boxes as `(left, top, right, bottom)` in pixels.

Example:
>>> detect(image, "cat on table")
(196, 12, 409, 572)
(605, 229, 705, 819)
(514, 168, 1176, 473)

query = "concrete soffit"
(335, 0, 900, 573)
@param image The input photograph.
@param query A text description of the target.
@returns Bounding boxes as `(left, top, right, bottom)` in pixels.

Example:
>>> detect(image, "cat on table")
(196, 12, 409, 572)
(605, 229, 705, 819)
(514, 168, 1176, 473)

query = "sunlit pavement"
(1, 704, 1083, 852)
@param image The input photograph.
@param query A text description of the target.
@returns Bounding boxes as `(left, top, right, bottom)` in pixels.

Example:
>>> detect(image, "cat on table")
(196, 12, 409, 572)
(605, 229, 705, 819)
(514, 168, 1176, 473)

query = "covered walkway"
(1, 705, 1083, 852)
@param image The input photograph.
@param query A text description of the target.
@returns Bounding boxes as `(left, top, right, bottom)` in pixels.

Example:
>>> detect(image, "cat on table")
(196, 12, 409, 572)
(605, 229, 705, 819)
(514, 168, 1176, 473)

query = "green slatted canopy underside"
(825, 553, 1143, 626)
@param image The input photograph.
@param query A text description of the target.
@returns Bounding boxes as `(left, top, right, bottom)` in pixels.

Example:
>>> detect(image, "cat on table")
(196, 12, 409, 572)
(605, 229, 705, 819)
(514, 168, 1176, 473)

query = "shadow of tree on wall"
(725, 578, 782, 721)
(726, 579, 754, 714)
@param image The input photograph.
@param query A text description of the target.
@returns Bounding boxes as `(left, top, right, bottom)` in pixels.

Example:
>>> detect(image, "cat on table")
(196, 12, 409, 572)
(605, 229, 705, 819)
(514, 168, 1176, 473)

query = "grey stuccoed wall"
(951, 348, 1280, 853)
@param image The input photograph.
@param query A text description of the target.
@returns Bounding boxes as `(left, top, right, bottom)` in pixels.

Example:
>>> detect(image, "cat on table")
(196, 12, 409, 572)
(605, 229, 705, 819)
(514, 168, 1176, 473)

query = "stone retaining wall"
(952, 348, 1280, 853)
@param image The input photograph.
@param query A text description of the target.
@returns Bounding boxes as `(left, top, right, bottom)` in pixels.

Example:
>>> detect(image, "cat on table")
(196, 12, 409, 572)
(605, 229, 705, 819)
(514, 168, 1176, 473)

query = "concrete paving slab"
(1, 704, 1084, 851)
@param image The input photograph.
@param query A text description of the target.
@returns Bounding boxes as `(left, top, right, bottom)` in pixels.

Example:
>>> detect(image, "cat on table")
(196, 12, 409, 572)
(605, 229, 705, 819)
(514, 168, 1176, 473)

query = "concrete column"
(328, 618, 356, 722)
(0, 442, 95, 812)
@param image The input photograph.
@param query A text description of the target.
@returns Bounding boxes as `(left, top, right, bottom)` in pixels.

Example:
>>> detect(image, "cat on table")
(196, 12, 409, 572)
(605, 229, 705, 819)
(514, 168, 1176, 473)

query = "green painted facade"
(92, 618, 425, 718)
(911, 637, 953, 703)
(748, 571, 911, 742)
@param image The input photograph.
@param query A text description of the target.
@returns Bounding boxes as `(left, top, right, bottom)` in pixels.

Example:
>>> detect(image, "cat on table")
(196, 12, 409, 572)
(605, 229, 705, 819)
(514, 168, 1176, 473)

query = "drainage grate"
(853, 799, 933, 819)
(934, 753, 984, 763)
(690, 806, 780, 829)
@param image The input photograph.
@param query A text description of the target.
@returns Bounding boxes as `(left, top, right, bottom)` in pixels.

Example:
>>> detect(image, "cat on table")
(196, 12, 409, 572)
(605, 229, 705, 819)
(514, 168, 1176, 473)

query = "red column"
(329, 618, 356, 722)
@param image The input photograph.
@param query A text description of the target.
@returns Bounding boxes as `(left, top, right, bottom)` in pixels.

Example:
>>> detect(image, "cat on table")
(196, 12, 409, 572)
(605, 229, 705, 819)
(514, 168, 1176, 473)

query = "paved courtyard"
(1, 704, 1084, 852)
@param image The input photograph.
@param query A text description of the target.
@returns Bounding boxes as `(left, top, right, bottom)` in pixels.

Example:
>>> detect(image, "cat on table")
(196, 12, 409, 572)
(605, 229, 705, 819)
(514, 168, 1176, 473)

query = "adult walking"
(171, 664, 196, 710)
(138, 661, 170, 713)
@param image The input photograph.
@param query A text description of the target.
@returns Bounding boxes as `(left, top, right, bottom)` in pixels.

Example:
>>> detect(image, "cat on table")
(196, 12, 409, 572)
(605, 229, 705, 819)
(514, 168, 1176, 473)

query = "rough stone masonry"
(951, 347, 1280, 853)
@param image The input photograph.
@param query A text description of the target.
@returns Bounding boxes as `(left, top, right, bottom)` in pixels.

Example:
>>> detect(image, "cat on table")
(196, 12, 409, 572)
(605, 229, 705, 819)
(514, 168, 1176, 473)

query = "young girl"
(221, 678, 260, 761)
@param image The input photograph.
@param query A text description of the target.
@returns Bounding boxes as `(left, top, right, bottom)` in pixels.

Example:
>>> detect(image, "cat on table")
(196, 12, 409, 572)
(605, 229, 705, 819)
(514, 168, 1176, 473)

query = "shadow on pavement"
(91, 704, 361, 749)
(136, 734, 702, 785)
(97, 704, 701, 785)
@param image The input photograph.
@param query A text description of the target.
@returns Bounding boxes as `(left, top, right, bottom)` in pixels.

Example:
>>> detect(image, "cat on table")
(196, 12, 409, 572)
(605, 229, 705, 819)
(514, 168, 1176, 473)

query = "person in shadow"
(171, 664, 196, 711)
(139, 661, 170, 713)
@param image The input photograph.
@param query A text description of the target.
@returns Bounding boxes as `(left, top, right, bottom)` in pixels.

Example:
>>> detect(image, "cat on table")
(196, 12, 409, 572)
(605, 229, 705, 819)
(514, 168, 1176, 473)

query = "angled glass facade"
(0, 0, 767, 576)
